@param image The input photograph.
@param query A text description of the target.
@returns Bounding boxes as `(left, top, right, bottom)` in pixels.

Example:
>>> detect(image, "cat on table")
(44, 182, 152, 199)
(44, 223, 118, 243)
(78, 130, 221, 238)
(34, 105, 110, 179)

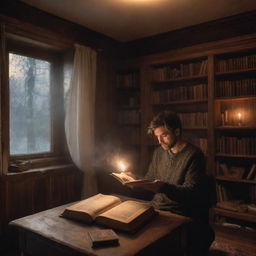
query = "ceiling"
(21, 0, 256, 42)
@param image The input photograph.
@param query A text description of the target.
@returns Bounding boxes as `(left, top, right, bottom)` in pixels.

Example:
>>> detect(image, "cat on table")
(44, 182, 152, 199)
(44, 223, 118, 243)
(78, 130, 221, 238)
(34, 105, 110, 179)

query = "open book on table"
(111, 172, 156, 185)
(61, 193, 156, 233)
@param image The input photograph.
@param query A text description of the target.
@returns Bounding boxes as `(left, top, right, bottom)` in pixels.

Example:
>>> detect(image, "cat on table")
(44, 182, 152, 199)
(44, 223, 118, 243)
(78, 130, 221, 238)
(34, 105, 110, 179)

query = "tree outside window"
(9, 53, 51, 155)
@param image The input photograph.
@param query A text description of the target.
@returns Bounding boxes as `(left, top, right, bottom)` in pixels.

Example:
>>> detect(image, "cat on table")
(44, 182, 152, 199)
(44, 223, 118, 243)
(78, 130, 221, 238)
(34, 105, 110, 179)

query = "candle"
(237, 112, 242, 126)
(117, 161, 127, 173)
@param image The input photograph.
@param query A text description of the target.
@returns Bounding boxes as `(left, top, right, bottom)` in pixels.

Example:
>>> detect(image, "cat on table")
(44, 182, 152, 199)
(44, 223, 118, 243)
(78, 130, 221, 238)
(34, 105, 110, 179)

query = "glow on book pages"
(111, 160, 156, 185)
(113, 161, 136, 183)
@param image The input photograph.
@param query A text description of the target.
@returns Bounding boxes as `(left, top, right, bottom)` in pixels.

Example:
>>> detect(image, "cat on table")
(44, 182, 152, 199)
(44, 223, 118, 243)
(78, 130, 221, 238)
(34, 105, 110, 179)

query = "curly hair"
(148, 111, 182, 134)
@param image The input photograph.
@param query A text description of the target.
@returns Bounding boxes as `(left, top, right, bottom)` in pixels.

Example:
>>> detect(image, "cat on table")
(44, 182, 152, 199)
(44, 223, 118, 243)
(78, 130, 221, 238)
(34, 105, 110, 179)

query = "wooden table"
(9, 201, 191, 256)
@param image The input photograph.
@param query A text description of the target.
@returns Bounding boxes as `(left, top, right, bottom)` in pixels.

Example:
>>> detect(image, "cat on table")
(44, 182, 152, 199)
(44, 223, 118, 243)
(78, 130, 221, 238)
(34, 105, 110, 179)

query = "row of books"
(119, 127, 140, 145)
(116, 72, 139, 88)
(153, 60, 208, 81)
(182, 136, 208, 155)
(118, 110, 140, 125)
(217, 136, 256, 155)
(216, 198, 256, 216)
(152, 84, 208, 103)
(215, 78, 256, 97)
(216, 184, 232, 202)
(198, 138, 208, 156)
(216, 54, 256, 72)
(216, 184, 254, 209)
(178, 112, 208, 128)
(118, 95, 140, 108)
(218, 162, 256, 180)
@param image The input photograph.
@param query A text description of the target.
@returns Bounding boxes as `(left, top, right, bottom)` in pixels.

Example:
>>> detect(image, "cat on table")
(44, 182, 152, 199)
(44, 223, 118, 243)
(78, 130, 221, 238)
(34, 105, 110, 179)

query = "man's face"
(153, 125, 177, 150)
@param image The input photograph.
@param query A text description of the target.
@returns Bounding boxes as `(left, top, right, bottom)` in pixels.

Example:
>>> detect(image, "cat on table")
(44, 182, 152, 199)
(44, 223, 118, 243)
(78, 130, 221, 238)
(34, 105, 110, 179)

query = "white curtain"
(65, 44, 98, 198)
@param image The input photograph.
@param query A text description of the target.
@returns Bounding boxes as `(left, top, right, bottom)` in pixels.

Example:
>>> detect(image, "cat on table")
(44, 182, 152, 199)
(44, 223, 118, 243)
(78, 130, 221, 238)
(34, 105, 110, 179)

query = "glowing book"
(111, 172, 155, 185)
(61, 193, 156, 233)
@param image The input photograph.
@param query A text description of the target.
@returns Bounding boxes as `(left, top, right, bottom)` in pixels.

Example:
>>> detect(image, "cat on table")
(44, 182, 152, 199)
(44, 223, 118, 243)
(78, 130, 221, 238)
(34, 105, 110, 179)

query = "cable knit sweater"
(145, 142, 209, 220)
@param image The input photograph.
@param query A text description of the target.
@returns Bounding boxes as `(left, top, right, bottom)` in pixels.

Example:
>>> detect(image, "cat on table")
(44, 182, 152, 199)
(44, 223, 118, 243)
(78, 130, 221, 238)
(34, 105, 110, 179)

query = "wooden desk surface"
(10, 201, 191, 256)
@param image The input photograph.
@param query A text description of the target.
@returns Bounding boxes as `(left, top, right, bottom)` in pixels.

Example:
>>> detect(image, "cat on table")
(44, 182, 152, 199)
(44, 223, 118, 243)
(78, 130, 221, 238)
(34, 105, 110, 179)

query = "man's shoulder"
(153, 146, 166, 154)
(152, 146, 168, 159)
(184, 142, 204, 157)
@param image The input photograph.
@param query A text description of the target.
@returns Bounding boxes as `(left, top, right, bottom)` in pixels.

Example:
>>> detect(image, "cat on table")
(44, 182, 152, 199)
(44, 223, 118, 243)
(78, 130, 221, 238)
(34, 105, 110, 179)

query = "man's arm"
(140, 152, 206, 203)
(159, 163, 204, 203)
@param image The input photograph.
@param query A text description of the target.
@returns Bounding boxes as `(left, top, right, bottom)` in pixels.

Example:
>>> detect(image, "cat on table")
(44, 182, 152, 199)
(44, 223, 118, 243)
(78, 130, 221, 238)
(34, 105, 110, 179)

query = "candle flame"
(117, 161, 126, 172)
(237, 112, 242, 120)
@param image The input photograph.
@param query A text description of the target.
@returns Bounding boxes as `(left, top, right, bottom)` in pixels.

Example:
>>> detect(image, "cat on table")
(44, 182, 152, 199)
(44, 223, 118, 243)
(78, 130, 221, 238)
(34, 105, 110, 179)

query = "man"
(131, 110, 215, 256)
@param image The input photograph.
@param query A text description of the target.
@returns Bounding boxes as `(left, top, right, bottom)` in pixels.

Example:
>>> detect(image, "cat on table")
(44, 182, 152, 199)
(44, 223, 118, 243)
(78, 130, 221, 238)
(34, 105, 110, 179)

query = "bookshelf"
(149, 57, 209, 157)
(213, 50, 256, 231)
(114, 35, 256, 233)
(114, 69, 141, 173)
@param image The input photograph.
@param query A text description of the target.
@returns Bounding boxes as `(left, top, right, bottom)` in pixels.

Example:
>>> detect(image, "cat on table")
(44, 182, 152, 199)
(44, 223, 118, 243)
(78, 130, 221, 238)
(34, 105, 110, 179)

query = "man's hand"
(138, 180, 165, 193)
(127, 179, 165, 193)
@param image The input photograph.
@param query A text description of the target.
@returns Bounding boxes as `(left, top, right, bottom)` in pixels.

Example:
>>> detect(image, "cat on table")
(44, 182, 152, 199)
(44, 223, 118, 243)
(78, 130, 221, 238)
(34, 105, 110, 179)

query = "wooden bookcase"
(114, 34, 256, 233)
(114, 68, 141, 173)
(213, 50, 256, 231)
(150, 57, 209, 156)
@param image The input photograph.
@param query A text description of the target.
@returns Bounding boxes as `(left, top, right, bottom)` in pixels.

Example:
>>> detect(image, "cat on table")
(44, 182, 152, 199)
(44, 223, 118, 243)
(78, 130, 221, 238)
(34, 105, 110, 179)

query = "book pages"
(65, 194, 121, 220)
(98, 200, 152, 223)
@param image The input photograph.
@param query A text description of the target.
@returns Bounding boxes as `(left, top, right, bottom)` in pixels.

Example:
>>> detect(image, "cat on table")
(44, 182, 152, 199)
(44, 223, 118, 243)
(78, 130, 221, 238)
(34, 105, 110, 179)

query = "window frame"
(6, 38, 65, 162)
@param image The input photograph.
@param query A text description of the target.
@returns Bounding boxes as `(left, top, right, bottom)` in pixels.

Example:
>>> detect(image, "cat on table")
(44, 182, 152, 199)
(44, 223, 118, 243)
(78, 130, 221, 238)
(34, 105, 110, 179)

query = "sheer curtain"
(65, 44, 98, 198)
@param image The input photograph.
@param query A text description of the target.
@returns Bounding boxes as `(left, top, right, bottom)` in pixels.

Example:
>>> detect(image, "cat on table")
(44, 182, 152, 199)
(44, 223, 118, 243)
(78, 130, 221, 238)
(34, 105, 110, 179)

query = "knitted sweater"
(145, 142, 209, 219)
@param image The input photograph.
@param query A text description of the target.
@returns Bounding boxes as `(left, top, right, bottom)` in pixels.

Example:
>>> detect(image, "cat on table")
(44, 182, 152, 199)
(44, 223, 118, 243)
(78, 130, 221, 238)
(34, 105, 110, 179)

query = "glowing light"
(118, 0, 167, 5)
(117, 161, 127, 172)
(237, 112, 242, 126)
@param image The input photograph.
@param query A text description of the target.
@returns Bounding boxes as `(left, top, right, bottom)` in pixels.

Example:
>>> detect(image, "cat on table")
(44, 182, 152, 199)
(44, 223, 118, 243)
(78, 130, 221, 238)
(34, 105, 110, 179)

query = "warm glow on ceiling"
(118, 0, 168, 5)
(21, 0, 256, 42)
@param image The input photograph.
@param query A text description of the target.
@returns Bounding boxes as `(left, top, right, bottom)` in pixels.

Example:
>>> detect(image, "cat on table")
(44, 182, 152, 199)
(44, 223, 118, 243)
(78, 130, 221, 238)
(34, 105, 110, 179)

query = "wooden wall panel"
(49, 169, 82, 208)
(6, 173, 38, 221)
(4, 165, 81, 225)
(33, 177, 48, 213)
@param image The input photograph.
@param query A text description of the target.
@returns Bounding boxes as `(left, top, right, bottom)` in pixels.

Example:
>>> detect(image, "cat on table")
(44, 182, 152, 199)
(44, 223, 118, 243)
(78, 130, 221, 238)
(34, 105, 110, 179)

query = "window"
(9, 53, 51, 155)
(6, 39, 65, 162)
